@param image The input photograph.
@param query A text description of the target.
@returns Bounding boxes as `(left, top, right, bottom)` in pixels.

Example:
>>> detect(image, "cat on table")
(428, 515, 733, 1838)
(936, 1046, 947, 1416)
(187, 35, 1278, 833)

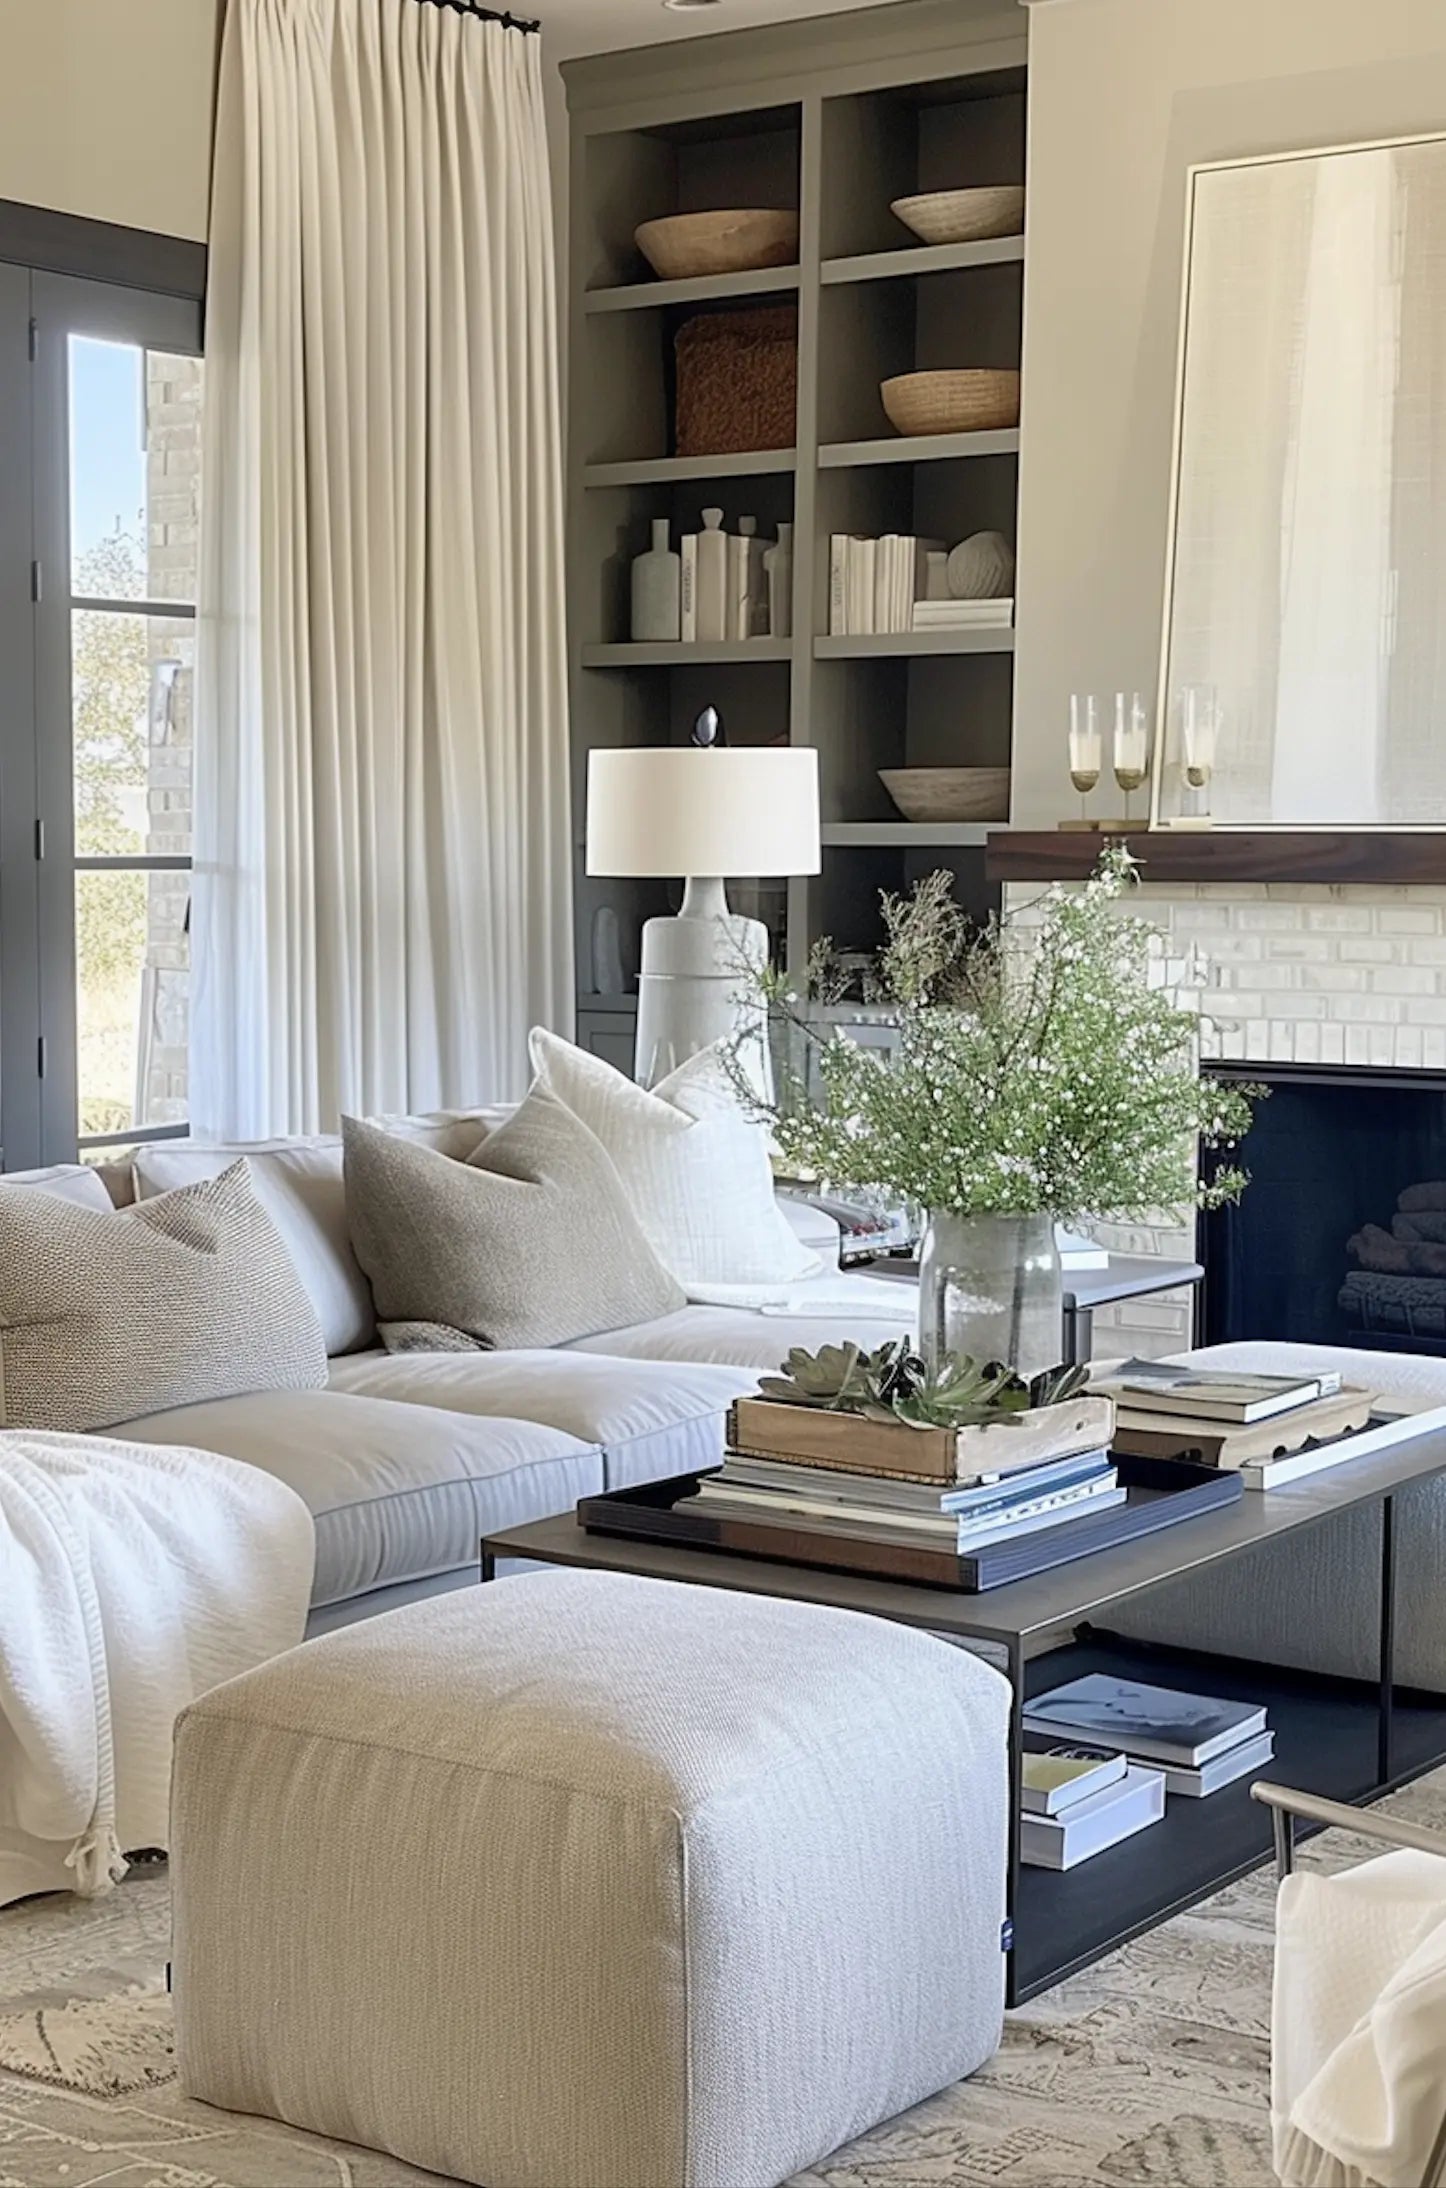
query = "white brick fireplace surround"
(1004, 880, 1446, 1358)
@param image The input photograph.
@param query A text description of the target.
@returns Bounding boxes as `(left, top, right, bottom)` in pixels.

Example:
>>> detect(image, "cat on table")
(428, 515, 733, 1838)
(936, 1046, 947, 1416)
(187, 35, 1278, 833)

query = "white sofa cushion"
(564, 1297, 920, 1373)
(529, 1029, 820, 1290)
(327, 1347, 757, 1491)
(120, 1387, 602, 1609)
(0, 1162, 114, 1210)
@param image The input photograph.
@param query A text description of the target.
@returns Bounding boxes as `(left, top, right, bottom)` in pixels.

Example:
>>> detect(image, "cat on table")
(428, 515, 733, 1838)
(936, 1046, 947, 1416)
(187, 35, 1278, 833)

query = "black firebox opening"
(1200, 1063, 1446, 1356)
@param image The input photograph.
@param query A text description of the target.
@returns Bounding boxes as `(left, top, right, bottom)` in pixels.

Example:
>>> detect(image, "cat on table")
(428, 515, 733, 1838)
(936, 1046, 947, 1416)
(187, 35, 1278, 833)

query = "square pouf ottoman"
(171, 1569, 1010, 2188)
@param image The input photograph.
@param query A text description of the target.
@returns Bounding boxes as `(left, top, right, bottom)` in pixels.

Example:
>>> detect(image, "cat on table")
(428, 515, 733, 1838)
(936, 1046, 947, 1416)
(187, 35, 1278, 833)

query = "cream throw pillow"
(0, 1160, 329, 1433)
(528, 1029, 821, 1289)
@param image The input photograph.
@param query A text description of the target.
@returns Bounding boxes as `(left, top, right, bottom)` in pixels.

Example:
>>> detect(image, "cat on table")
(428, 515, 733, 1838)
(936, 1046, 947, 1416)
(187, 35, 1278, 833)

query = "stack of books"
(1095, 1360, 1377, 1486)
(1025, 1672, 1275, 1808)
(829, 534, 943, 635)
(686, 1439, 1124, 1557)
(1020, 1741, 1166, 1870)
(911, 595, 1014, 633)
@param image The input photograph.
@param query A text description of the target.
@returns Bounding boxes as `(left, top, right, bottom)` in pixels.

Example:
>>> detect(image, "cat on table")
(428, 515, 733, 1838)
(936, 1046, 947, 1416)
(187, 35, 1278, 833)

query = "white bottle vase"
(763, 520, 794, 638)
(630, 518, 681, 642)
(695, 508, 728, 643)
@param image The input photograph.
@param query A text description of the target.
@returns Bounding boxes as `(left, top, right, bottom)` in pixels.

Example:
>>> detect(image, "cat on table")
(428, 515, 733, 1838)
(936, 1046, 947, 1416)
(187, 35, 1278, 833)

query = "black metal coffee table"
(482, 1419, 1446, 2004)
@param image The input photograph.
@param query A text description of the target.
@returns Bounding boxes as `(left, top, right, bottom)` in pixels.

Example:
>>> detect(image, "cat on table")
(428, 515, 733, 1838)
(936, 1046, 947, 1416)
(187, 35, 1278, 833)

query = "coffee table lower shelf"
(1014, 1632, 1446, 2002)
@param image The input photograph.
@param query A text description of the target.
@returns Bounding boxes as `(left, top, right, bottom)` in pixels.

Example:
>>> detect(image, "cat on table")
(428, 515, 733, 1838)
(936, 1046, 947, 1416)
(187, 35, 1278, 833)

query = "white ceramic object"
(634, 209, 800, 280)
(946, 530, 1016, 601)
(695, 508, 728, 642)
(889, 186, 1025, 247)
(879, 766, 1012, 823)
(764, 521, 794, 637)
(631, 517, 681, 642)
(924, 549, 950, 601)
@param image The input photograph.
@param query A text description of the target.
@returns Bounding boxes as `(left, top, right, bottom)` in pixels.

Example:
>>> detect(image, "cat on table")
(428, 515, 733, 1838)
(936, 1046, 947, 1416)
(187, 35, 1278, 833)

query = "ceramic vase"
(695, 508, 728, 642)
(630, 518, 681, 642)
(764, 521, 794, 637)
(917, 1210, 1062, 1379)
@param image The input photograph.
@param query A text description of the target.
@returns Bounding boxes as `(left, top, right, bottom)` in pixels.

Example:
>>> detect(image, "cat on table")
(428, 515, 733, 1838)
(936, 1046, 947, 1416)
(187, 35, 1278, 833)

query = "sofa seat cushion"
(564, 1298, 919, 1373)
(118, 1388, 601, 1609)
(327, 1348, 756, 1490)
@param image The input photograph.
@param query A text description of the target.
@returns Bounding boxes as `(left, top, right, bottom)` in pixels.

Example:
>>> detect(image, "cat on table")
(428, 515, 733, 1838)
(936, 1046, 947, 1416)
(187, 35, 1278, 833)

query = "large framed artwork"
(1153, 132, 1446, 828)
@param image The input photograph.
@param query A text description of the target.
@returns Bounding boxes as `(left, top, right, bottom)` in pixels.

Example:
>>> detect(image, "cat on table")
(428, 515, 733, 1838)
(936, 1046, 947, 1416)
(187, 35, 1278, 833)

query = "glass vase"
(918, 1211, 1063, 1380)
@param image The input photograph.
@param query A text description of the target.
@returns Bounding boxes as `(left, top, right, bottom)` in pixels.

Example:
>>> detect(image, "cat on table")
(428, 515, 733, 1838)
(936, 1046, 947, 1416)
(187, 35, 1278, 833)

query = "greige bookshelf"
(562, 0, 1027, 1030)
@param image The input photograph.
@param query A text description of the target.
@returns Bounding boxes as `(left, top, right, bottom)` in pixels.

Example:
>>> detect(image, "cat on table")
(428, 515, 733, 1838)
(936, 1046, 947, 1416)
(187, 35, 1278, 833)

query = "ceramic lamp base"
(634, 877, 772, 1099)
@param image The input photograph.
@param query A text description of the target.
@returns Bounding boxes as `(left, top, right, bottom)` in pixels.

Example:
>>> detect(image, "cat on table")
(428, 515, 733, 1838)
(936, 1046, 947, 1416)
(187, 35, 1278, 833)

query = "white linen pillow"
(528, 1028, 820, 1289)
(134, 1140, 374, 1358)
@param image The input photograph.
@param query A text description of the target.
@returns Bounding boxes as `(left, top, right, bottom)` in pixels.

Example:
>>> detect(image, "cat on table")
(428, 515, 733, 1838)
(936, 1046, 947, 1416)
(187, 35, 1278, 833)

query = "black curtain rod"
(411, 0, 540, 29)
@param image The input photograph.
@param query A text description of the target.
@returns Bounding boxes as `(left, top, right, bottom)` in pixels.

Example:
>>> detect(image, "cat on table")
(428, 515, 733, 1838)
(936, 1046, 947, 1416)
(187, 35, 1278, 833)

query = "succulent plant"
(759, 1340, 1090, 1434)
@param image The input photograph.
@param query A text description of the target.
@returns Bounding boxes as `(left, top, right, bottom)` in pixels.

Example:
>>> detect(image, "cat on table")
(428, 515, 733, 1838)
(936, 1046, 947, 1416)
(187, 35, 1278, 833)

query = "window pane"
(69, 336, 202, 604)
(72, 611, 193, 859)
(75, 868, 189, 1139)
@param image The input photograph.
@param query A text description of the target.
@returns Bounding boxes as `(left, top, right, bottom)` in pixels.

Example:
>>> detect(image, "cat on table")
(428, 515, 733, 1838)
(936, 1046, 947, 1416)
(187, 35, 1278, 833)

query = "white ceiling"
(538, 0, 885, 64)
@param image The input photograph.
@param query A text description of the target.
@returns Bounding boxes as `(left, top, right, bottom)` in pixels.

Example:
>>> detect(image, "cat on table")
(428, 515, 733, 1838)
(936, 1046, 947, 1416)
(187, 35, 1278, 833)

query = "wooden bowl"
(634, 209, 799, 280)
(890, 186, 1025, 246)
(881, 369, 1020, 436)
(879, 767, 1012, 823)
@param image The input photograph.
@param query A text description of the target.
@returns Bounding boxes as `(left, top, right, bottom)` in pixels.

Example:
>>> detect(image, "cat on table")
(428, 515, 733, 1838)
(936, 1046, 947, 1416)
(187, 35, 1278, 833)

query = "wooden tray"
(728, 1392, 1116, 1486)
(578, 1455, 1241, 1595)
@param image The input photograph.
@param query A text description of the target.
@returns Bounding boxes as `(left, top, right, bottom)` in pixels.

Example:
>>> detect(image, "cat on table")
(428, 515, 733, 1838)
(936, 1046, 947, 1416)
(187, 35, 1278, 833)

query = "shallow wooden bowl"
(881, 369, 1020, 436)
(880, 767, 1012, 823)
(890, 186, 1025, 246)
(634, 209, 800, 280)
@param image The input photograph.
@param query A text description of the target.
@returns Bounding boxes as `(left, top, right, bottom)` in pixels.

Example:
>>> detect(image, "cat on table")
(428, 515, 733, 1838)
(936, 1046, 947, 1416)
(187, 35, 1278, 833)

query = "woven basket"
(881, 369, 1020, 437)
(675, 306, 797, 457)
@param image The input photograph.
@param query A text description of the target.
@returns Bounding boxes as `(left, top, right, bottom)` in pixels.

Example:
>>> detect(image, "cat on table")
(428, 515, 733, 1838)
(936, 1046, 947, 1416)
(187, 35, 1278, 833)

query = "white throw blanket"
(0, 1430, 313, 1906)
(1274, 1849, 1446, 2188)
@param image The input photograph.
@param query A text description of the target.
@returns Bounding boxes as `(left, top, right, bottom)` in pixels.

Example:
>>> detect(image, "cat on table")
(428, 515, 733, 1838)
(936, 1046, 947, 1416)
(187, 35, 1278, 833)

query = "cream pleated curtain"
(193, 0, 572, 1137)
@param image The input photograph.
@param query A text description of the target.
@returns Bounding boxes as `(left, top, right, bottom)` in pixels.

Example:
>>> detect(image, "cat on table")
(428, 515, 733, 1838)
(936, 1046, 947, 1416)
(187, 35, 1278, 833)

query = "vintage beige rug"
(2, 1772, 1443, 2188)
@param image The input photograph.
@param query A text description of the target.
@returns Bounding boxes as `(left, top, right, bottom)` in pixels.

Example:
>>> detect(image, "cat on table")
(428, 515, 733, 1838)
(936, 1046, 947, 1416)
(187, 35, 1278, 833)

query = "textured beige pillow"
(0, 1160, 329, 1433)
(342, 1088, 686, 1351)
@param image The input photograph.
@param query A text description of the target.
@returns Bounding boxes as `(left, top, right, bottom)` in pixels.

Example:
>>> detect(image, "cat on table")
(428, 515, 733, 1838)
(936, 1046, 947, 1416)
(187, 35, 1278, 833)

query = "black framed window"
(0, 255, 203, 1171)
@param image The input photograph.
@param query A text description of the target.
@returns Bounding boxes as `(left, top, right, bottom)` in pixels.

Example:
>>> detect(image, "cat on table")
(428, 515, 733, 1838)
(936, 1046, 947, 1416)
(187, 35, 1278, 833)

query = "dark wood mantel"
(985, 830, 1446, 887)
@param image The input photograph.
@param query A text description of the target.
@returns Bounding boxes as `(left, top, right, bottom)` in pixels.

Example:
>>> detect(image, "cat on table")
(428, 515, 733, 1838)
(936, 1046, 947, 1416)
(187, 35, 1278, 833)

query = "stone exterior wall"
(142, 352, 202, 1127)
(1004, 878, 1446, 1361)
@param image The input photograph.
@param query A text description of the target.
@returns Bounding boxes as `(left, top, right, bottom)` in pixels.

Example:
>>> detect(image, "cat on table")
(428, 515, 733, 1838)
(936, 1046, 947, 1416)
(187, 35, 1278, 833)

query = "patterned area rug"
(2, 1772, 1443, 2187)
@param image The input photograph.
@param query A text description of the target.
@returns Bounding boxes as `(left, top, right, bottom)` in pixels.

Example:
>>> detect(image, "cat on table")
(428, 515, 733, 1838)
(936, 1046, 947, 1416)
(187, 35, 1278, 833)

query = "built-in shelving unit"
(563, 0, 1028, 1025)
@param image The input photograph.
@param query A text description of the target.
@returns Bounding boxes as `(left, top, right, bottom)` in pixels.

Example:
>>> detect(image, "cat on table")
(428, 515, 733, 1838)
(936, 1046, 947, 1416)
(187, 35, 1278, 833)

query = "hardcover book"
(1023, 1673, 1267, 1767)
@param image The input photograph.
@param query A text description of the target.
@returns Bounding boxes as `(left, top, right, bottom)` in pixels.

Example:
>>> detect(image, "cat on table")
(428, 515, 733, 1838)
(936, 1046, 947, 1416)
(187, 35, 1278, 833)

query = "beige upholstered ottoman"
(171, 1569, 1010, 2188)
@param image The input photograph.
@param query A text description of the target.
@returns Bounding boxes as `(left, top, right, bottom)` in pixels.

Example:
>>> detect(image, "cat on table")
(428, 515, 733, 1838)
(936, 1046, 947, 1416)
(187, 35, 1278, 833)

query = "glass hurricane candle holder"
(1068, 693, 1102, 823)
(1181, 686, 1218, 819)
(1112, 691, 1150, 824)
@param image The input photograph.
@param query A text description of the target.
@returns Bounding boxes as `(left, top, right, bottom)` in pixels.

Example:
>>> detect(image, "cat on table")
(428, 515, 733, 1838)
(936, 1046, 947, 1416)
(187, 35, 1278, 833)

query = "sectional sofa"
(6, 1115, 915, 1636)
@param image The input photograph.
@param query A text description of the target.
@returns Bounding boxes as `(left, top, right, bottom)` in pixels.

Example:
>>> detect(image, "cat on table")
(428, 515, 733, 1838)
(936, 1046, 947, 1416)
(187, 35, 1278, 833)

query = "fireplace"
(1201, 1063, 1446, 1354)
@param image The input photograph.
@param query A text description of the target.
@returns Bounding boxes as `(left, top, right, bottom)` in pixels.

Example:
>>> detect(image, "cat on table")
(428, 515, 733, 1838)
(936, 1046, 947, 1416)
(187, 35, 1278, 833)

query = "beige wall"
(1013, 0, 1446, 826)
(0, 0, 221, 240)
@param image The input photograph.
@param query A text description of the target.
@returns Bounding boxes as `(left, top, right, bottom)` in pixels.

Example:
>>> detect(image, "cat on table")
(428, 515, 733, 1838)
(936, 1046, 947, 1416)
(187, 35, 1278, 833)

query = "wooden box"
(674, 305, 797, 457)
(727, 1393, 1116, 1486)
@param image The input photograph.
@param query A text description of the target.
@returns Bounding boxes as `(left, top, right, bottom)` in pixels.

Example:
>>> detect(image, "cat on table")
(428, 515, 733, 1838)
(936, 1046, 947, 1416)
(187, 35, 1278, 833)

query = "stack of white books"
(911, 595, 1014, 632)
(1019, 1742, 1165, 1870)
(1024, 1672, 1275, 1810)
(829, 533, 944, 635)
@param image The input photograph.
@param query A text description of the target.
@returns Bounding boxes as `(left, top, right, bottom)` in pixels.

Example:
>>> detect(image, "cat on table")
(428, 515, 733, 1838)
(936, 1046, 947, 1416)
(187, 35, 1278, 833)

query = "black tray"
(577, 1453, 1242, 1594)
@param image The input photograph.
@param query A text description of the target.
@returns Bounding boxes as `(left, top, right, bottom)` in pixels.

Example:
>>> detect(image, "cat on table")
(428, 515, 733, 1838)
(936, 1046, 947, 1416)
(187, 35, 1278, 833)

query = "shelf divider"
(582, 639, 792, 667)
(821, 235, 1024, 286)
(815, 629, 1014, 659)
(818, 427, 1020, 469)
(584, 265, 802, 314)
(583, 449, 798, 489)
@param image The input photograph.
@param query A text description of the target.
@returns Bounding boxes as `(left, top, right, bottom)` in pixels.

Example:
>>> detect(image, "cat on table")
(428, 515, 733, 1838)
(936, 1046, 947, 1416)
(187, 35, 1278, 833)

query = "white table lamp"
(586, 728, 821, 1090)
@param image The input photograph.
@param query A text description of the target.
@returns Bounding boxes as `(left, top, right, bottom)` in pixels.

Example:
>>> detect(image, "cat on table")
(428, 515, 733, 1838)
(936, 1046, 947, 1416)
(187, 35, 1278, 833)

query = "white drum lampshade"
(586, 745, 821, 1088)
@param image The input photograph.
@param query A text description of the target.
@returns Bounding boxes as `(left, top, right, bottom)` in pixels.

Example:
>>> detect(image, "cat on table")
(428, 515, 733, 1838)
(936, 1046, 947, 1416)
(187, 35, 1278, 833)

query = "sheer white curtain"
(194, 0, 572, 1138)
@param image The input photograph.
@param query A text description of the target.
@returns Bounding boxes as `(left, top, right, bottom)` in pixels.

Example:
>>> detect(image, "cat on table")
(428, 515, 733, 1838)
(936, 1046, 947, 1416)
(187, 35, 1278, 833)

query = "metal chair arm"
(1252, 1779, 1446, 1878)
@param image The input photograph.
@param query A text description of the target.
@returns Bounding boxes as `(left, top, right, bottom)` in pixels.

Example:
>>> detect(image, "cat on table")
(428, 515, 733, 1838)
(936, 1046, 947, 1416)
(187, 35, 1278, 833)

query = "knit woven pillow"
(0, 1160, 329, 1433)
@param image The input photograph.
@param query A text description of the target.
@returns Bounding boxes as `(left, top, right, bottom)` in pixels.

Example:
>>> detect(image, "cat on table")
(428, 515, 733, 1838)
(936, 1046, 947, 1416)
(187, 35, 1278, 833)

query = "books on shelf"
(1021, 1763, 1166, 1870)
(1095, 1359, 1342, 1424)
(828, 532, 945, 635)
(911, 597, 1014, 631)
(1021, 1738, 1127, 1815)
(688, 1454, 1123, 1553)
(1153, 1727, 1276, 1798)
(1023, 1673, 1267, 1769)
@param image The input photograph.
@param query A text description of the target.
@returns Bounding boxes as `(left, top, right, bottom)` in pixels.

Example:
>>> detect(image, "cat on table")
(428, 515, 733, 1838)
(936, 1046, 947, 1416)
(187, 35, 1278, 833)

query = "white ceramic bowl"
(890, 186, 1025, 247)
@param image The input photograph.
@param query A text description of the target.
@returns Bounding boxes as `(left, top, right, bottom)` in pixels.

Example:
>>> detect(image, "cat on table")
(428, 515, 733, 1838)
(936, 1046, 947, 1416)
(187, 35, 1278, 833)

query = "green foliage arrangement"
(759, 1339, 1091, 1433)
(759, 846, 1256, 1224)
